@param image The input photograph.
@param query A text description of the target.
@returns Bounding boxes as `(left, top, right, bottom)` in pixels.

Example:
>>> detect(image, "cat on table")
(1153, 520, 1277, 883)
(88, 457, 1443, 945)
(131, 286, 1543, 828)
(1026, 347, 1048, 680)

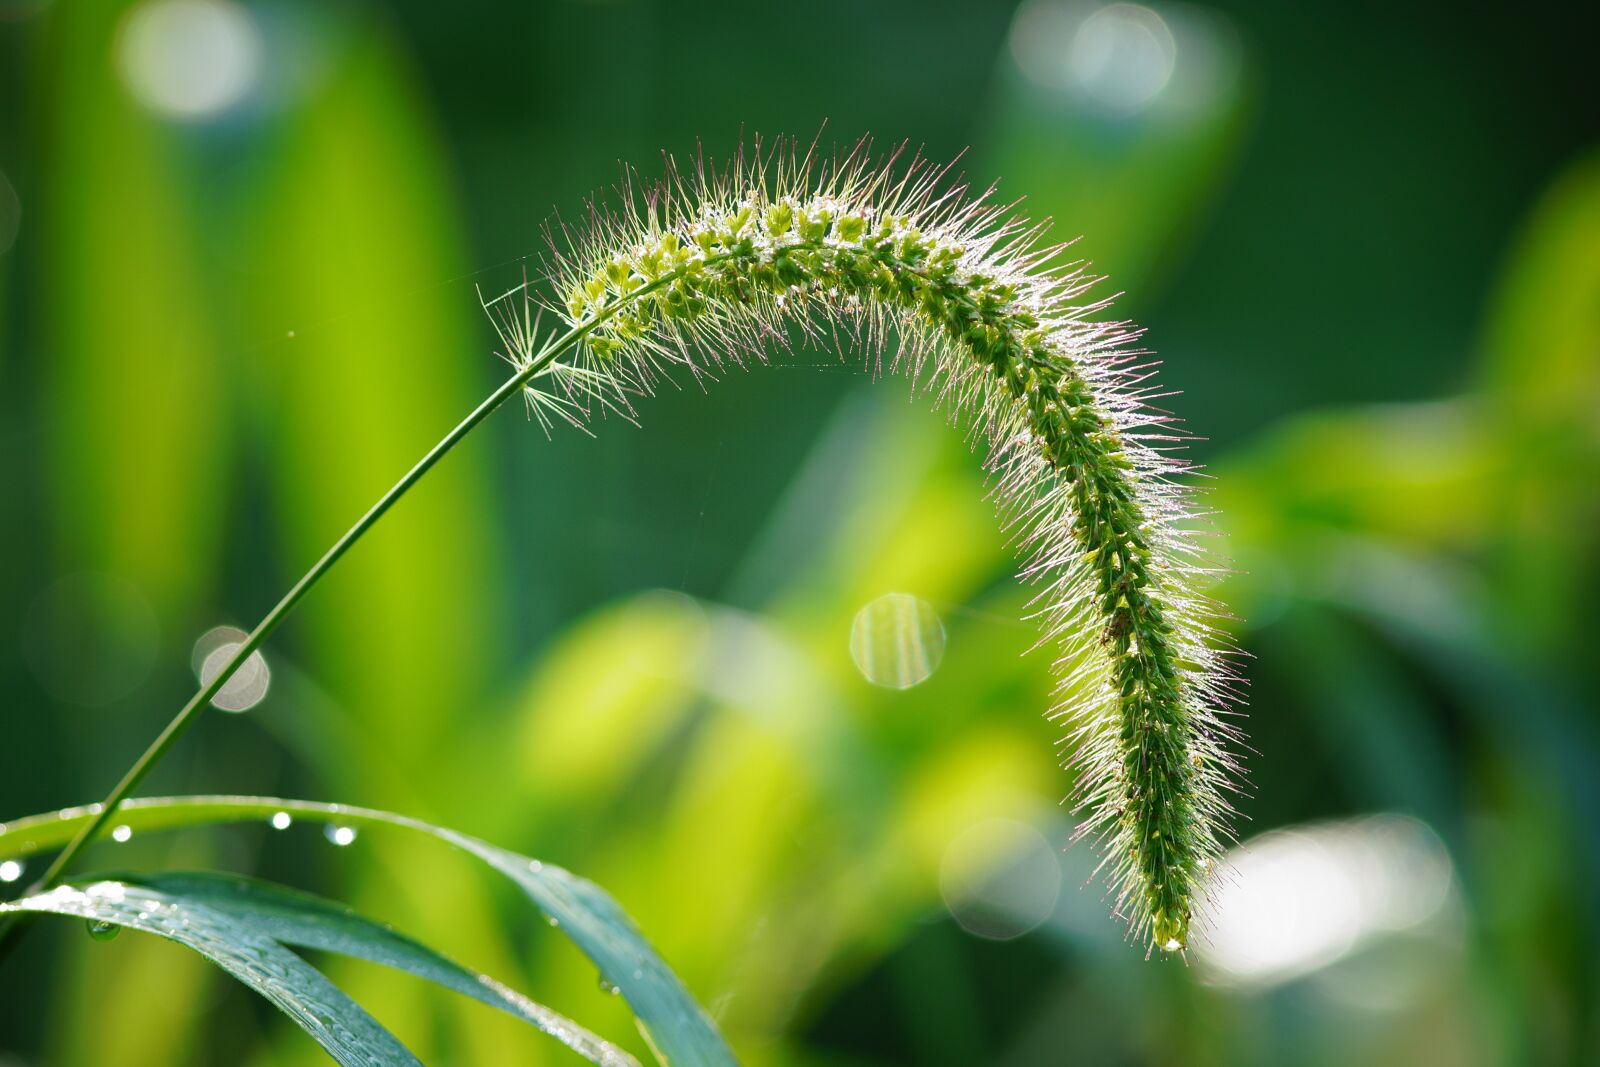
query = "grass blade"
(1, 880, 418, 1066)
(0, 796, 735, 1067)
(131, 872, 639, 1067)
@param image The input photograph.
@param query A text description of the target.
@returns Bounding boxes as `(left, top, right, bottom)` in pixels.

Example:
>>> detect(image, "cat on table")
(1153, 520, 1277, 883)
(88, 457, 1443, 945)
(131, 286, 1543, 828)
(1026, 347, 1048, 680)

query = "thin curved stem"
(25, 353, 551, 896)
(0, 364, 538, 960)
(0, 275, 703, 960)
(0, 257, 720, 958)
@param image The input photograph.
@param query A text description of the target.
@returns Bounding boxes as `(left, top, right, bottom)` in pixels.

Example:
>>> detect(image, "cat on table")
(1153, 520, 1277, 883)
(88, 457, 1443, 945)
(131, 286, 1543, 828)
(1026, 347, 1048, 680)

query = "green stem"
(0, 256, 714, 944)
(24, 355, 547, 895)
(0, 363, 545, 957)
(0, 266, 706, 958)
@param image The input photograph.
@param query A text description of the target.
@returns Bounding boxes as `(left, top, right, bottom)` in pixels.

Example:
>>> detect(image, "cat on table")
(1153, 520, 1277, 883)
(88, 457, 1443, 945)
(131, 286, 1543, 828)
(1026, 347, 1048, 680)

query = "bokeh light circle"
(116, 0, 262, 120)
(193, 625, 271, 712)
(939, 818, 1063, 940)
(848, 593, 947, 689)
(22, 572, 160, 707)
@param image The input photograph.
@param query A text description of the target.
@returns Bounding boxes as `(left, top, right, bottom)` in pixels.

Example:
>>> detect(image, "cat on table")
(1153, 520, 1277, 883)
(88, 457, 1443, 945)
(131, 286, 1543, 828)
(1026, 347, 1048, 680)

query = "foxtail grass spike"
(484, 136, 1245, 954)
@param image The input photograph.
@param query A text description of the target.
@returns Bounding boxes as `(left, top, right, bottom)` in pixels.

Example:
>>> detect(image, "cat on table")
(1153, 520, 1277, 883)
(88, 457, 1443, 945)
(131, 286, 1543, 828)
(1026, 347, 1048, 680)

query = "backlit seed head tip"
(497, 134, 1245, 952)
(1155, 911, 1187, 954)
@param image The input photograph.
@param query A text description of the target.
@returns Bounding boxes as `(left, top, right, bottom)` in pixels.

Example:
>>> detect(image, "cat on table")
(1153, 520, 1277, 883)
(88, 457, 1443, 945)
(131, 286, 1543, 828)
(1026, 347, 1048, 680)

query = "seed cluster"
(512, 146, 1242, 954)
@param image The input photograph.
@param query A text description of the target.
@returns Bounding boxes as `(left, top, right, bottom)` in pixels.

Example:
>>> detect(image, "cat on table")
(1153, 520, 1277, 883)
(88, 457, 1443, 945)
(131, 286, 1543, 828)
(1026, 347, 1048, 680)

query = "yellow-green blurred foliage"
(1, 1, 1596, 1065)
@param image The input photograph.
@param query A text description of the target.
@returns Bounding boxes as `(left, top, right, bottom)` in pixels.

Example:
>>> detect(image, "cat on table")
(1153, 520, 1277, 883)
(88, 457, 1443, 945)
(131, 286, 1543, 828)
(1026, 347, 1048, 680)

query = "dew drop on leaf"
(0, 860, 22, 883)
(85, 919, 120, 941)
(323, 825, 356, 847)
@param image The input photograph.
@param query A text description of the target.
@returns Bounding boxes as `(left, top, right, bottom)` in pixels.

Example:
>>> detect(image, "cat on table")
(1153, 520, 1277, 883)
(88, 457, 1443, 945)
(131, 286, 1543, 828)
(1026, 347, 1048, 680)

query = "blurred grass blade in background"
(39, 0, 232, 695)
(237, 14, 500, 784)
(1475, 150, 1600, 658)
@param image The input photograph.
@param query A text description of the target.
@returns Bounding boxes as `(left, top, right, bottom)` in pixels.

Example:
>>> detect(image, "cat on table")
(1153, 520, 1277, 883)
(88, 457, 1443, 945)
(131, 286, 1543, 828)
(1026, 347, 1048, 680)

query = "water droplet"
(1161, 937, 1184, 953)
(848, 592, 947, 690)
(270, 811, 292, 830)
(324, 825, 356, 847)
(111, 824, 132, 843)
(0, 860, 23, 883)
(85, 919, 121, 941)
(527, 859, 542, 873)
(545, 915, 560, 928)
(598, 977, 620, 996)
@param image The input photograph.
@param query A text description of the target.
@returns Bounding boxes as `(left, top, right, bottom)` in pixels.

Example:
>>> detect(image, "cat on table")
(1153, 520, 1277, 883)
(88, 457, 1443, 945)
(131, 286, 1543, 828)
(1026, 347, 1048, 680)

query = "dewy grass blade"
(0, 795, 735, 1067)
(124, 872, 639, 1067)
(1, 880, 420, 1067)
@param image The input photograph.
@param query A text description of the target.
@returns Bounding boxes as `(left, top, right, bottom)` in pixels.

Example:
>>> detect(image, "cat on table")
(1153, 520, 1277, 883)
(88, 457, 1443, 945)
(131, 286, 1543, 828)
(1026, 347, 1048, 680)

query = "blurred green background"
(2, 0, 1598, 1063)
